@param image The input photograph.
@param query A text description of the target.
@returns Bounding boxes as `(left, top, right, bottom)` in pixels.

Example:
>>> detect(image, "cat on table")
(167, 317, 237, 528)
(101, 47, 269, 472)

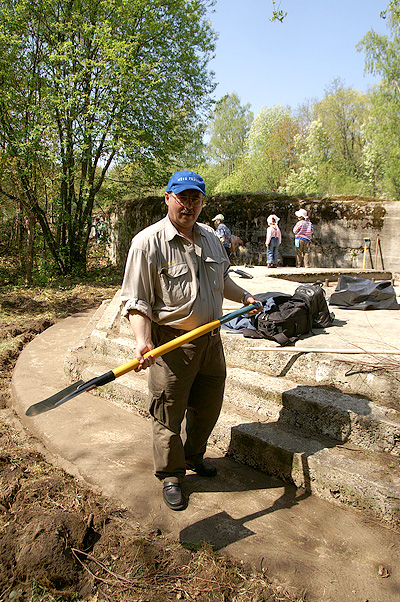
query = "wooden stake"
(378, 236, 385, 270)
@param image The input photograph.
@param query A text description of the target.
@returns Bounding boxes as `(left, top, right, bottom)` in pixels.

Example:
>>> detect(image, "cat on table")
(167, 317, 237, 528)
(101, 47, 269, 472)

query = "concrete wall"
(108, 195, 400, 273)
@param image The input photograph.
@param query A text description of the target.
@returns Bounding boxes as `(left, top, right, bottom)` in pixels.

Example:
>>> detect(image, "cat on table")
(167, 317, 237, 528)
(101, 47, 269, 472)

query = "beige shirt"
(120, 215, 230, 330)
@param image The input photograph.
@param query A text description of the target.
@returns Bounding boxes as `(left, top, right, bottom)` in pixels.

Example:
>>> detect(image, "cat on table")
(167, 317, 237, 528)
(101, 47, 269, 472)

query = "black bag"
(243, 293, 312, 346)
(294, 283, 335, 328)
(329, 276, 399, 310)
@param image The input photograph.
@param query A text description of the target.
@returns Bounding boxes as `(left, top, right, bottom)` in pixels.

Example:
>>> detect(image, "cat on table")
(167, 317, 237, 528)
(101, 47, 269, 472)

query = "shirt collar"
(164, 215, 201, 242)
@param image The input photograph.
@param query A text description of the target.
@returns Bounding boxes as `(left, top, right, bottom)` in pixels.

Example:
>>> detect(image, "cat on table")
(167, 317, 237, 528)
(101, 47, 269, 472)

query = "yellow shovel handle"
(112, 319, 221, 378)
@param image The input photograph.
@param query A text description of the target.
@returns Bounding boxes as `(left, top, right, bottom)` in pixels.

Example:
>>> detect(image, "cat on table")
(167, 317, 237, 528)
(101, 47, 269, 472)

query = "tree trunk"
(25, 211, 35, 284)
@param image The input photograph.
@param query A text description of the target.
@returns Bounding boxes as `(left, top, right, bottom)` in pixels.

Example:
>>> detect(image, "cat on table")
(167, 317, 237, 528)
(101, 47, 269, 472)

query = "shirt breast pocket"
(204, 254, 226, 293)
(159, 263, 191, 306)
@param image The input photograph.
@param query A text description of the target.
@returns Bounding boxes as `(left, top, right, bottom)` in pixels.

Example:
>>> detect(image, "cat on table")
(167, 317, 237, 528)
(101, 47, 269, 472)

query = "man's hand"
(223, 276, 263, 314)
(134, 338, 155, 372)
(128, 311, 155, 372)
(242, 293, 263, 315)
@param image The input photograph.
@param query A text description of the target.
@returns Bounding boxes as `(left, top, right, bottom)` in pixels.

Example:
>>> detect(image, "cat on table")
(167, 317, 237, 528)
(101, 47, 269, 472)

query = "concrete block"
(229, 421, 400, 527)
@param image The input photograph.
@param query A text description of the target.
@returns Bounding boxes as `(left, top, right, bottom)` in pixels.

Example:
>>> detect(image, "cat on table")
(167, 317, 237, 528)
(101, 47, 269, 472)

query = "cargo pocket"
(159, 262, 191, 306)
(149, 392, 182, 434)
(149, 392, 167, 426)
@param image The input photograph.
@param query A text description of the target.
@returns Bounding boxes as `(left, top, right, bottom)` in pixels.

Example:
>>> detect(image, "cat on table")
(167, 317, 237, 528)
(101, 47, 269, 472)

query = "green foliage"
(281, 81, 371, 196)
(270, 0, 287, 22)
(0, 0, 216, 275)
(357, 1, 400, 198)
(198, 162, 228, 197)
(203, 6, 400, 200)
(313, 80, 369, 178)
(215, 105, 300, 194)
(361, 87, 400, 198)
(203, 76, 400, 199)
(206, 93, 253, 177)
(283, 120, 329, 195)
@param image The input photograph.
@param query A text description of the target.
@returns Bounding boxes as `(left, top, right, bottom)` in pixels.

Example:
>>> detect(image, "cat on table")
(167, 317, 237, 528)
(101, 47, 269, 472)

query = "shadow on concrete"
(179, 484, 309, 550)
(180, 384, 373, 551)
(180, 455, 308, 550)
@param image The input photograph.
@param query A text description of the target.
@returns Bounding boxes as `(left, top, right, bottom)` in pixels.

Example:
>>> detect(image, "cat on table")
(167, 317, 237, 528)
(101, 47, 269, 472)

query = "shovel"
(26, 302, 261, 416)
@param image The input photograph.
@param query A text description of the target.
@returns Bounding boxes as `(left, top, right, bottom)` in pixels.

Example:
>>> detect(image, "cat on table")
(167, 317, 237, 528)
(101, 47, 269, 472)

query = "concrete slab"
(226, 267, 400, 391)
(11, 301, 400, 602)
(250, 266, 393, 283)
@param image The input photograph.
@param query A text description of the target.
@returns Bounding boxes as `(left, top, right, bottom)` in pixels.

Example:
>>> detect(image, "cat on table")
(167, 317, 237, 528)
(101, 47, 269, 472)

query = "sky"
(208, 0, 390, 116)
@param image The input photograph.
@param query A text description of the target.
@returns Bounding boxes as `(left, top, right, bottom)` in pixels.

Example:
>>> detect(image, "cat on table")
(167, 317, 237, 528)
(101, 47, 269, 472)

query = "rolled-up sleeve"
(120, 243, 154, 320)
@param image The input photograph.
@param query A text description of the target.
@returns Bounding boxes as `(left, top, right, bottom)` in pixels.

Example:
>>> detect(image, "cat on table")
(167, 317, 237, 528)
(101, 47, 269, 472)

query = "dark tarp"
(329, 276, 399, 310)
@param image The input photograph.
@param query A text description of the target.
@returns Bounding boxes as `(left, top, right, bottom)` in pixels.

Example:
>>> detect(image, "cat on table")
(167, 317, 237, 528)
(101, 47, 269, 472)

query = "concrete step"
(91, 288, 400, 407)
(224, 368, 400, 456)
(63, 354, 400, 528)
(223, 333, 400, 408)
(63, 291, 400, 527)
(76, 329, 400, 457)
(89, 325, 400, 408)
(228, 420, 400, 528)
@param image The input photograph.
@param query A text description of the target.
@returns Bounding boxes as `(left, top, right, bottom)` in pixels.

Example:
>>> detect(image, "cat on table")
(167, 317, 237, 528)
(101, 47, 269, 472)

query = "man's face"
(165, 189, 204, 231)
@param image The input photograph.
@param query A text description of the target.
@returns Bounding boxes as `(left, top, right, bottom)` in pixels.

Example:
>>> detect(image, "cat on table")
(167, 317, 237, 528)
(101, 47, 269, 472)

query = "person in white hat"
(293, 208, 313, 267)
(212, 214, 232, 257)
(265, 214, 281, 267)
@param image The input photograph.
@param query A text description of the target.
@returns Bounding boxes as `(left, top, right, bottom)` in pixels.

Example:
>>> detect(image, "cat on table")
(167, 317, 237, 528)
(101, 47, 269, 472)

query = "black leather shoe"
(163, 481, 186, 511)
(186, 459, 217, 477)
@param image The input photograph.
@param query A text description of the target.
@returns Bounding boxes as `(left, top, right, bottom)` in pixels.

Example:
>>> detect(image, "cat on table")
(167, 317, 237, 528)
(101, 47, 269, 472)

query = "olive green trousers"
(148, 323, 226, 481)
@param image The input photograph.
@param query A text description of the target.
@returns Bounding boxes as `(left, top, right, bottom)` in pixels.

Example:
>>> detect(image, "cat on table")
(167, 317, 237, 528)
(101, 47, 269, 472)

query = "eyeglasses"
(170, 192, 204, 208)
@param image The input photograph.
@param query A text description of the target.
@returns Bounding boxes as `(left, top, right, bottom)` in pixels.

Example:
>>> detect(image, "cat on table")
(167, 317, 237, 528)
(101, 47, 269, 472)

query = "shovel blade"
(25, 380, 85, 416)
(25, 371, 116, 416)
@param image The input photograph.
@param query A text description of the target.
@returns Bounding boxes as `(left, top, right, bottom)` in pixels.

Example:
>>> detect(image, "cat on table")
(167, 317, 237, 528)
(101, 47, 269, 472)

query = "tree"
(361, 88, 400, 198)
(0, 0, 216, 275)
(206, 93, 253, 178)
(283, 119, 332, 195)
(359, 0, 400, 93)
(312, 80, 369, 182)
(282, 81, 372, 196)
(216, 105, 300, 193)
(358, 0, 400, 197)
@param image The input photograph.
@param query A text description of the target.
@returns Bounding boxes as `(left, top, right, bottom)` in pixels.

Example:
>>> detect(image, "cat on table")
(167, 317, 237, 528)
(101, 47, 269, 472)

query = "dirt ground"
(0, 282, 301, 602)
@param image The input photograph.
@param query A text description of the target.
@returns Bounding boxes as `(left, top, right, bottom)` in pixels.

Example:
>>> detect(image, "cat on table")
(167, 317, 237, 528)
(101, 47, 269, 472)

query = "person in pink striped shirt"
(293, 208, 313, 268)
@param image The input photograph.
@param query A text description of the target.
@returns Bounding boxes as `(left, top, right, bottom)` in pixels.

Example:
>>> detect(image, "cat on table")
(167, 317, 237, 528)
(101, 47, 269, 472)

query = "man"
(212, 214, 232, 257)
(120, 170, 259, 511)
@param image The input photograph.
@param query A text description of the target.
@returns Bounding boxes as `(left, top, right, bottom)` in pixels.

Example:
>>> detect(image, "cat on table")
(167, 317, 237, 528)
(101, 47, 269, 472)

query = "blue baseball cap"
(166, 170, 206, 196)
